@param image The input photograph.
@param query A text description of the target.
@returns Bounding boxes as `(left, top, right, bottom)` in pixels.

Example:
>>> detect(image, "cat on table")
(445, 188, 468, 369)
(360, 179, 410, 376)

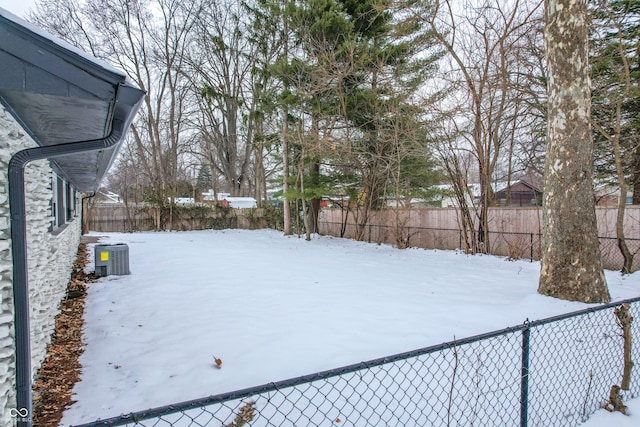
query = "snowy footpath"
(61, 229, 640, 426)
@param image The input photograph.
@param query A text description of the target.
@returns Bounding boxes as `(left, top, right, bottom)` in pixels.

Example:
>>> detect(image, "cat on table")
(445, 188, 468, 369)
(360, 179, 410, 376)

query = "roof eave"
(0, 7, 145, 192)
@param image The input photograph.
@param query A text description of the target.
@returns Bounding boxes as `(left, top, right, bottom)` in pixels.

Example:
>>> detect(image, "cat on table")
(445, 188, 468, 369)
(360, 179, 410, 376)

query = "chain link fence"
(71, 297, 640, 427)
(317, 221, 640, 272)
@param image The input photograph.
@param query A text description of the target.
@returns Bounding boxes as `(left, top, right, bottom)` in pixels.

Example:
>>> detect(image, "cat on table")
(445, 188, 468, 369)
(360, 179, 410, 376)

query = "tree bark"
(633, 149, 640, 205)
(299, 149, 311, 241)
(614, 303, 633, 391)
(538, 0, 610, 303)
(306, 115, 321, 234)
(282, 6, 292, 236)
(307, 161, 321, 234)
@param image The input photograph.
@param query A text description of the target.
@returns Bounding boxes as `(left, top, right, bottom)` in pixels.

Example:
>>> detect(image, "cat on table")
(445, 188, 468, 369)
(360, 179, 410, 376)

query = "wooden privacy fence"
(88, 204, 640, 271)
(318, 206, 640, 238)
(86, 203, 278, 232)
(317, 206, 640, 272)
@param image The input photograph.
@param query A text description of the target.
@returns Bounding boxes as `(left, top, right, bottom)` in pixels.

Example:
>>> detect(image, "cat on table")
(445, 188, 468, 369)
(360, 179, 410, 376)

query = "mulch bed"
(32, 243, 96, 426)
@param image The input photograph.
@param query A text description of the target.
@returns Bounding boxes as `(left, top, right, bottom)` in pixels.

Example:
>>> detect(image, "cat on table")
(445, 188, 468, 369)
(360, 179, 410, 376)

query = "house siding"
(0, 105, 82, 426)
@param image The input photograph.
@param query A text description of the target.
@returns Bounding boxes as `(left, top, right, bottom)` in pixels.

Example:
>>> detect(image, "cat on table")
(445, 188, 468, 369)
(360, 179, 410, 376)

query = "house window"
(66, 182, 74, 221)
(48, 175, 54, 232)
(56, 176, 65, 227)
(51, 173, 77, 231)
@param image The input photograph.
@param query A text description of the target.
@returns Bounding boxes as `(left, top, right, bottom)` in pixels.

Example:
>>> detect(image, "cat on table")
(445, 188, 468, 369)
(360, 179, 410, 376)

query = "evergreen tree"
(591, 0, 640, 197)
(196, 166, 213, 192)
(277, 0, 441, 239)
(590, 0, 640, 273)
(245, 0, 440, 238)
(243, 0, 289, 205)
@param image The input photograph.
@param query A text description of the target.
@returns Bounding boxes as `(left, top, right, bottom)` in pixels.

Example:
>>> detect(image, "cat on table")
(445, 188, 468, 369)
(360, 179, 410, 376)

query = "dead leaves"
(224, 401, 255, 427)
(32, 244, 94, 427)
(605, 384, 628, 415)
(213, 355, 223, 369)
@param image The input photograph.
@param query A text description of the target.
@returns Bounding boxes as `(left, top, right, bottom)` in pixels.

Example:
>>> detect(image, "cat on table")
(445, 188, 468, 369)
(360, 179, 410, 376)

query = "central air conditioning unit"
(95, 243, 130, 277)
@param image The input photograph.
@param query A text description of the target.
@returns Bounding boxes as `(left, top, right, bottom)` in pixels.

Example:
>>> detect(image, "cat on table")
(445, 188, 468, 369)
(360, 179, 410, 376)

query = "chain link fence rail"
(318, 221, 640, 272)
(70, 297, 640, 427)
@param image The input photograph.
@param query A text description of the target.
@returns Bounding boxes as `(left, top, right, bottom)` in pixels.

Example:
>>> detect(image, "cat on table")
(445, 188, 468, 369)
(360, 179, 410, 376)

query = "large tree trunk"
(538, 0, 610, 303)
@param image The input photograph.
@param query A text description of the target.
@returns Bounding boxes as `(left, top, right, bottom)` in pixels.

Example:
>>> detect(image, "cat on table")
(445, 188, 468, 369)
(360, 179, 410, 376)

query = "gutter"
(8, 92, 131, 427)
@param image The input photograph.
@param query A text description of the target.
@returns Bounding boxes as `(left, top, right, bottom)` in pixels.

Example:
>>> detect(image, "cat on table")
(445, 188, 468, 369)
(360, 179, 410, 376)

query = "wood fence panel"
(317, 206, 640, 271)
(90, 204, 640, 271)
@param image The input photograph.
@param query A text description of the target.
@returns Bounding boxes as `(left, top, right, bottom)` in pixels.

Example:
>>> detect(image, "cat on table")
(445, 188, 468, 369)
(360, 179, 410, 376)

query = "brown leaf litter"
(32, 243, 97, 426)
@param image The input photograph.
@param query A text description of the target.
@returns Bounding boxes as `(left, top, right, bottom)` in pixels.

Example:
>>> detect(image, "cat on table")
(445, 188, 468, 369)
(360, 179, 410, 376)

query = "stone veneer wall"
(0, 105, 83, 426)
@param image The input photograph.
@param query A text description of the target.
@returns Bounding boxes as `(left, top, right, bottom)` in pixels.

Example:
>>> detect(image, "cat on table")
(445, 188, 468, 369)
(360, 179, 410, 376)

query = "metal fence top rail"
(70, 295, 640, 427)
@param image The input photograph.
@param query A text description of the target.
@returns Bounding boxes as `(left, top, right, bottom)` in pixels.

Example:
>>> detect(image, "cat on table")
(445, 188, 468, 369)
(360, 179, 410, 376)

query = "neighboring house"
(0, 9, 143, 426)
(202, 190, 257, 209)
(493, 179, 543, 207)
(174, 197, 196, 205)
(94, 189, 124, 205)
(437, 173, 544, 209)
(594, 182, 634, 206)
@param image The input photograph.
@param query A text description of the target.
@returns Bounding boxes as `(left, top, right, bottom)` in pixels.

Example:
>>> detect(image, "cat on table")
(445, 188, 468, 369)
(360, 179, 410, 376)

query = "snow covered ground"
(579, 398, 640, 427)
(61, 229, 640, 426)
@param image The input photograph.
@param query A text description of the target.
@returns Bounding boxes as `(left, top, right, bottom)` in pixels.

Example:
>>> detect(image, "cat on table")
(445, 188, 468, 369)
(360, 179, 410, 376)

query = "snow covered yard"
(61, 229, 640, 426)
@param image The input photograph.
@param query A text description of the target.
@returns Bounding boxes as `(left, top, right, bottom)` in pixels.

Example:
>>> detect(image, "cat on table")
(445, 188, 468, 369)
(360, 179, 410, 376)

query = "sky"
(60, 229, 640, 426)
(0, 0, 36, 18)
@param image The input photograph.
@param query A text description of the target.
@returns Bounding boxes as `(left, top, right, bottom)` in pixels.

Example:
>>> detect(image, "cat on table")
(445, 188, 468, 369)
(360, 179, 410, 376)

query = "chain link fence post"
(530, 233, 534, 261)
(520, 322, 531, 427)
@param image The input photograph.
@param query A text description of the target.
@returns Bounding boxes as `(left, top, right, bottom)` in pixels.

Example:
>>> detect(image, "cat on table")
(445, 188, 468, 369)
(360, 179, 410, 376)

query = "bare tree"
(431, 115, 482, 252)
(187, 1, 256, 197)
(32, 0, 202, 230)
(538, 0, 610, 303)
(105, 142, 145, 231)
(419, 0, 543, 252)
(511, 18, 548, 175)
(31, 0, 99, 56)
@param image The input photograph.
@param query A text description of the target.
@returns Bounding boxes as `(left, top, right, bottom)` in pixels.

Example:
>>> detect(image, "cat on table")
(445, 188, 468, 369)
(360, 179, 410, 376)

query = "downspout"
(8, 118, 125, 427)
